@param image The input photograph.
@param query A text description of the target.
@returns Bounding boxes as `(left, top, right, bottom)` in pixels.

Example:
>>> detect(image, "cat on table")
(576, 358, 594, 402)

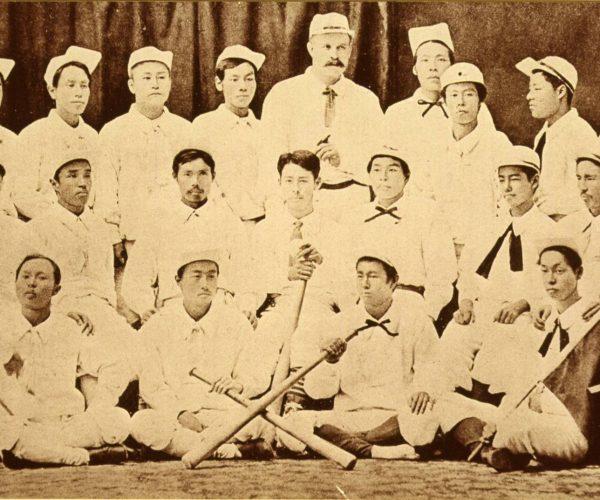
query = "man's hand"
(67, 311, 94, 336)
(532, 304, 551, 331)
(210, 376, 243, 395)
(113, 241, 127, 268)
(409, 392, 434, 415)
(288, 256, 316, 281)
(321, 338, 347, 364)
(453, 299, 475, 325)
(4, 353, 24, 377)
(493, 299, 529, 325)
(141, 308, 157, 324)
(178, 410, 205, 433)
(242, 309, 258, 329)
(582, 300, 600, 321)
(315, 142, 341, 168)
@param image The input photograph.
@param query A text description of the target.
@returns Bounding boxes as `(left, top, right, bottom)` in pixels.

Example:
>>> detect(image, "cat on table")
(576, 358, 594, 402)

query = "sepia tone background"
(0, 1, 599, 145)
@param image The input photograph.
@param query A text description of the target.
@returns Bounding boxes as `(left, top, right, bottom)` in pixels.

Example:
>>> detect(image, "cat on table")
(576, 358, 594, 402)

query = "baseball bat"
(189, 369, 356, 470)
(182, 327, 362, 469)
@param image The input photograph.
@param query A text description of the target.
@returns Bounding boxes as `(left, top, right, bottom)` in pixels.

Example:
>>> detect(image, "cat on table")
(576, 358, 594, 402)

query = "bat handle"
(467, 441, 484, 462)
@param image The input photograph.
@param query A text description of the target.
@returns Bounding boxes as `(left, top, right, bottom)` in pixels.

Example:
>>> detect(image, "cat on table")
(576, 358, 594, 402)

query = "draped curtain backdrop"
(0, 2, 598, 145)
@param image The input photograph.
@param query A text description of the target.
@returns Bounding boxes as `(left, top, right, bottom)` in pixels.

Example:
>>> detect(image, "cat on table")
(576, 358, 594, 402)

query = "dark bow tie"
(417, 98, 448, 118)
(364, 206, 402, 223)
(358, 318, 398, 337)
(476, 223, 523, 279)
(538, 318, 570, 357)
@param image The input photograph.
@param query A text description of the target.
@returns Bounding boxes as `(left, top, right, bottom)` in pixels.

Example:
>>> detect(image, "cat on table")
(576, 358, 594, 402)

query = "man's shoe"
(88, 445, 130, 465)
(237, 439, 276, 460)
(481, 445, 530, 472)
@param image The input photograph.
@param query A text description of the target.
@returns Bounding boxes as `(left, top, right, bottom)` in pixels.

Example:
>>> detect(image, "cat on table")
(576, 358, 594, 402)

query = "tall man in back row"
(261, 12, 383, 220)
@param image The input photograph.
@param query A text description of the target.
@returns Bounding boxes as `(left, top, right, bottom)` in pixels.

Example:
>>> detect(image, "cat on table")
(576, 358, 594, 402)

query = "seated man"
(27, 153, 136, 393)
(122, 148, 253, 326)
(438, 240, 600, 471)
(0, 254, 130, 466)
(342, 146, 457, 330)
(131, 249, 275, 460)
(442, 145, 556, 393)
(278, 250, 440, 460)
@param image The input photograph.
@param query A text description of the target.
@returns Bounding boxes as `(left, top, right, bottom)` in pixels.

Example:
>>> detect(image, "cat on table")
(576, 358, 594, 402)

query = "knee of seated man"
(88, 406, 131, 445)
(131, 410, 177, 450)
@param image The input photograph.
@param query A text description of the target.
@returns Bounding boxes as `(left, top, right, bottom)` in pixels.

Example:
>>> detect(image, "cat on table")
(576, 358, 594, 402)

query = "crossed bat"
(181, 327, 363, 470)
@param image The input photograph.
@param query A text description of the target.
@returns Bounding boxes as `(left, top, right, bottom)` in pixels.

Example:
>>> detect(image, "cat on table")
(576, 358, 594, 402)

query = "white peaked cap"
(216, 45, 265, 71)
(440, 62, 485, 90)
(44, 46, 101, 87)
(176, 248, 222, 275)
(516, 56, 578, 93)
(0, 58, 15, 81)
(408, 22, 454, 57)
(128, 46, 173, 75)
(309, 12, 355, 39)
(497, 145, 540, 174)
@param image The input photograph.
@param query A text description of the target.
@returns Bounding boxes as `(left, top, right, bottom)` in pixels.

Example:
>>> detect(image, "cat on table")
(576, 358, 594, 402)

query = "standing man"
(341, 146, 457, 329)
(261, 12, 383, 220)
(131, 250, 275, 461)
(0, 57, 18, 217)
(191, 45, 268, 228)
(516, 56, 597, 221)
(99, 46, 192, 246)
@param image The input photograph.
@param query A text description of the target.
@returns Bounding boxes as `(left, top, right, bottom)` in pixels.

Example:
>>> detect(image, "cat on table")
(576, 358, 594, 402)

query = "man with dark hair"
(192, 45, 268, 227)
(131, 249, 275, 461)
(278, 249, 440, 460)
(261, 12, 383, 220)
(342, 146, 457, 328)
(0, 254, 131, 467)
(516, 56, 597, 221)
(122, 147, 253, 327)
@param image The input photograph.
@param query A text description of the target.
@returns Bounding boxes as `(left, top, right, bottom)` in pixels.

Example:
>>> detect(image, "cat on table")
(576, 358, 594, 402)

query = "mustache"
(326, 60, 345, 68)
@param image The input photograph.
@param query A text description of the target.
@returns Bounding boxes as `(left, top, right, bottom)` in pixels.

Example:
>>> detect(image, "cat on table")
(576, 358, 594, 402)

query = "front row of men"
(2, 142, 600, 471)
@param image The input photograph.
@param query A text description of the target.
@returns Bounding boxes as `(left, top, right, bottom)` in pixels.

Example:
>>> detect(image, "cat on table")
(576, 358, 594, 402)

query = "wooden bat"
(182, 327, 362, 469)
(188, 369, 356, 470)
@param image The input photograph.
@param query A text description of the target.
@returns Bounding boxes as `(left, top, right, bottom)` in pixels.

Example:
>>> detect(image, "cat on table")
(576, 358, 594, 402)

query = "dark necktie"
(538, 318, 570, 357)
(535, 132, 546, 170)
(364, 206, 402, 223)
(476, 223, 523, 279)
(362, 318, 398, 337)
(417, 99, 449, 118)
(290, 220, 303, 241)
(324, 87, 337, 128)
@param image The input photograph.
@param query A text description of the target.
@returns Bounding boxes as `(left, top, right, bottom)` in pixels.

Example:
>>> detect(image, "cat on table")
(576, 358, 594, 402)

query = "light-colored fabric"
(122, 196, 251, 316)
(533, 109, 597, 218)
(0, 124, 18, 216)
(260, 67, 383, 191)
(191, 104, 266, 221)
(137, 300, 272, 420)
(98, 105, 192, 240)
(341, 194, 457, 319)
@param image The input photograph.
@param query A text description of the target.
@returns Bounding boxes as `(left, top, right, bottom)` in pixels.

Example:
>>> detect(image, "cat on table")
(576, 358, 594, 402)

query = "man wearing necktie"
(261, 12, 383, 221)
(515, 56, 596, 221)
(278, 250, 441, 460)
(342, 146, 457, 331)
(131, 249, 275, 461)
(437, 241, 600, 471)
(0, 255, 131, 467)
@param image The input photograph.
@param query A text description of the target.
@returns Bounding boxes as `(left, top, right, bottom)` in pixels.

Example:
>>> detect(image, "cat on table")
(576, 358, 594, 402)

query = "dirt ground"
(2, 459, 600, 499)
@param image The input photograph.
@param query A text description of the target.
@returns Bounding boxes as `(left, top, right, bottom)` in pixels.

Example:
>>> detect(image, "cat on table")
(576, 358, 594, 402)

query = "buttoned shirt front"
(28, 204, 117, 306)
(302, 295, 440, 411)
(0, 310, 123, 421)
(533, 109, 597, 218)
(137, 300, 269, 418)
(192, 104, 265, 221)
(341, 194, 457, 319)
(260, 67, 383, 189)
(13, 110, 103, 220)
(98, 105, 192, 240)
(122, 195, 250, 315)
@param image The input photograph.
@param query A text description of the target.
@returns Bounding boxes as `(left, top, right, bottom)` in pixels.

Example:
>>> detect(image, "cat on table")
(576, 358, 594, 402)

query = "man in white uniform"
(516, 56, 597, 221)
(261, 12, 383, 220)
(191, 45, 267, 227)
(0, 58, 18, 217)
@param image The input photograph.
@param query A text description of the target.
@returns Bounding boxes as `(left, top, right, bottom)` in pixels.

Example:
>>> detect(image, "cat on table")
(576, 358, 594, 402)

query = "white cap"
(355, 248, 398, 275)
(44, 149, 93, 188)
(128, 46, 173, 76)
(176, 248, 222, 275)
(216, 45, 265, 71)
(44, 46, 101, 87)
(576, 147, 600, 167)
(309, 12, 355, 40)
(408, 22, 454, 57)
(536, 236, 581, 258)
(0, 58, 15, 81)
(497, 145, 540, 174)
(516, 56, 577, 93)
(367, 145, 410, 175)
(440, 62, 485, 91)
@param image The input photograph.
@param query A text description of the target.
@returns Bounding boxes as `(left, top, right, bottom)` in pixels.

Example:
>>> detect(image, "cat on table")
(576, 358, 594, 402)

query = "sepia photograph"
(1, 1, 600, 497)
